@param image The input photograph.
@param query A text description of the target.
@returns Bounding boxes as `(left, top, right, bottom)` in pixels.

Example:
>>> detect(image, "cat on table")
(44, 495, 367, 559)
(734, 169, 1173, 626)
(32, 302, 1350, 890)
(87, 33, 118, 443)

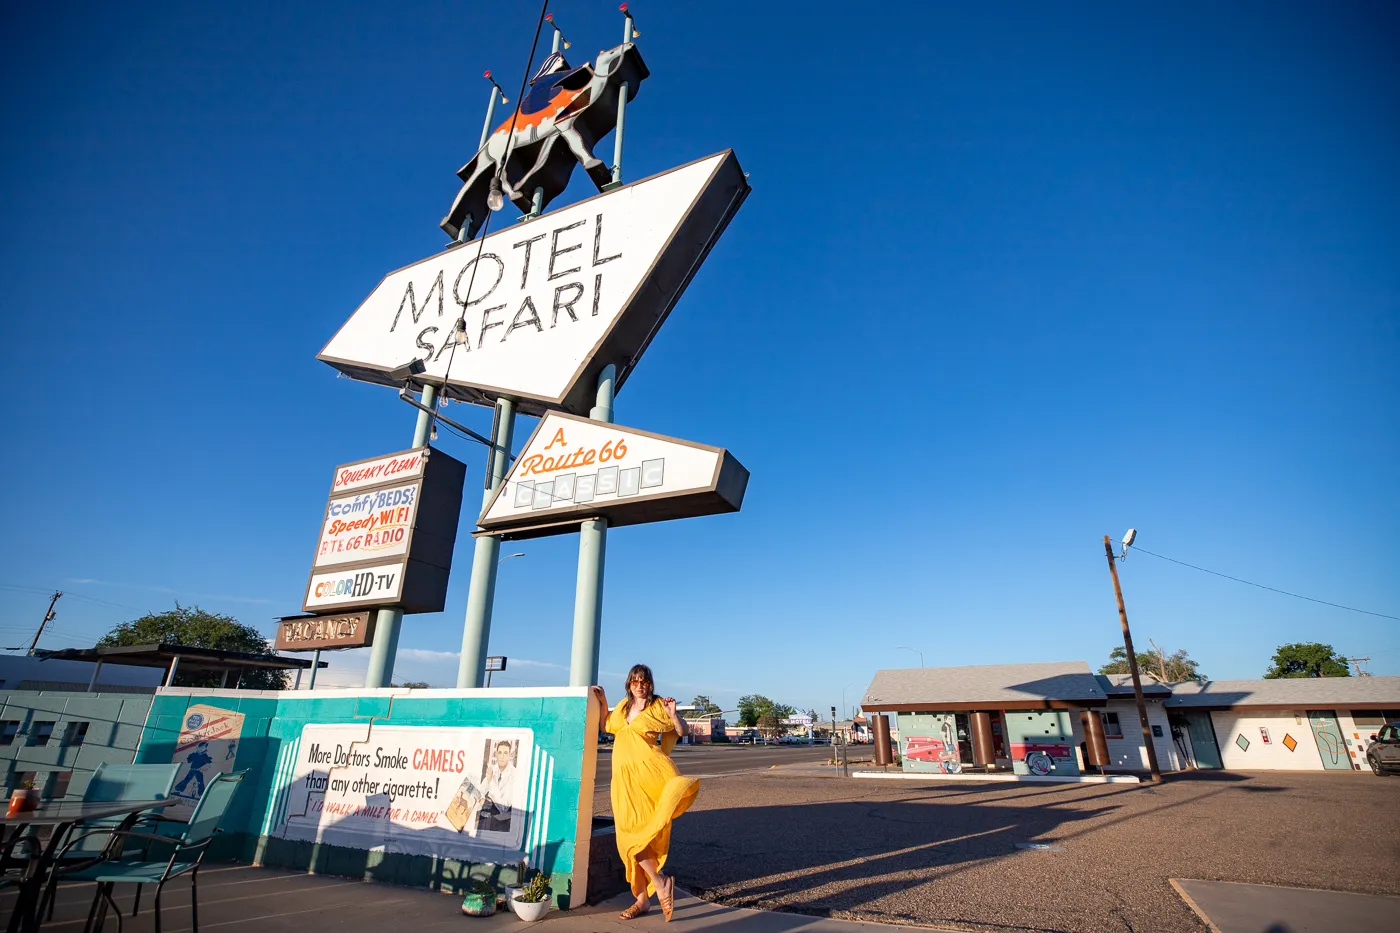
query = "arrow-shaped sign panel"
(319, 151, 748, 417)
(478, 412, 749, 539)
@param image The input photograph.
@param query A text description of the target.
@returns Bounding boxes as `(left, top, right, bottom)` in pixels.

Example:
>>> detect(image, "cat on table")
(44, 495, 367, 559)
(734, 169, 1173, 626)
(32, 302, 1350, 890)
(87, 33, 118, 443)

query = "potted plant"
(7, 781, 38, 815)
(503, 860, 527, 912)
(511, 872, 551, 922)
(459, 879, 498, 917)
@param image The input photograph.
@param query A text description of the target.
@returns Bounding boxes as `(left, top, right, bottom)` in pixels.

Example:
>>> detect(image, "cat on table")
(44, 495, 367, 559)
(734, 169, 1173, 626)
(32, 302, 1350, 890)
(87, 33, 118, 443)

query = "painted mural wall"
(1210, 710, 1328, 771)
(1003, 710, 1079, 776)
(135, 686, 599, 904)
(895, 712, 961, 773)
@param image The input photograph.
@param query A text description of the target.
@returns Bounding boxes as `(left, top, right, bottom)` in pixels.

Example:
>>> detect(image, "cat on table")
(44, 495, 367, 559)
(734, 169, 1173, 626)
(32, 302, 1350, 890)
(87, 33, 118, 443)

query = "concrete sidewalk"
(1171, 878, 1400, 933)
(16, 865, 955, 933)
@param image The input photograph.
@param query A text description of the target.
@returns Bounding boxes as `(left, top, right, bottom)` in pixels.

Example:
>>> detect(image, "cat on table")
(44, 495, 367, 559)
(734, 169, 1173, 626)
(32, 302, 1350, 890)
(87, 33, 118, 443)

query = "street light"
(498, 552, 525, 565)
(895, 645, 924, 667)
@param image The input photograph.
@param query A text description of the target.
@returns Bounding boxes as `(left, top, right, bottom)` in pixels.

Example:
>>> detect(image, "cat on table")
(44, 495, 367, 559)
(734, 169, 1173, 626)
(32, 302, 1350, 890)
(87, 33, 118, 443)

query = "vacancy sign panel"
(319, 151, 748, 416)
(478, 412, 749, 539)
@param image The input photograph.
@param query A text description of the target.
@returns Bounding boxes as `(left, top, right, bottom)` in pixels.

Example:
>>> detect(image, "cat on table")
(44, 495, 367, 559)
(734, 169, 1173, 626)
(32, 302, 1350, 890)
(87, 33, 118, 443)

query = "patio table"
(3, 796, 179, 933)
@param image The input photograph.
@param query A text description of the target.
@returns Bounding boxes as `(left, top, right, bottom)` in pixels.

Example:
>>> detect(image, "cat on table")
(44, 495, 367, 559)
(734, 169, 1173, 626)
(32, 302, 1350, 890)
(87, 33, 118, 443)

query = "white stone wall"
(1097, 700, 1180, 771)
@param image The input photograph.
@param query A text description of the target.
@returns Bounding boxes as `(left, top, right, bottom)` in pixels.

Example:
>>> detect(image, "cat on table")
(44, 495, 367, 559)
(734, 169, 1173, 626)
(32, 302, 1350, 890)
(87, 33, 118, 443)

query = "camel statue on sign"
(441, 43, 649, 241)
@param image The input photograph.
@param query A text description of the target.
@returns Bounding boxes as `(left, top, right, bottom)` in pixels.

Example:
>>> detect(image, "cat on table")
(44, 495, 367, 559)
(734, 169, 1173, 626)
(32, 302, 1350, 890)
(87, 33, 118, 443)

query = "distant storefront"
(862, 662, 1400, 775)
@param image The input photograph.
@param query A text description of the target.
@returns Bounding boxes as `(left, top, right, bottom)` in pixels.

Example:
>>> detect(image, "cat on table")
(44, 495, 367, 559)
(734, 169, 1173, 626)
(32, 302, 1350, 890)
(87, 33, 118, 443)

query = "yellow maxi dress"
(605, 698, 700, 897)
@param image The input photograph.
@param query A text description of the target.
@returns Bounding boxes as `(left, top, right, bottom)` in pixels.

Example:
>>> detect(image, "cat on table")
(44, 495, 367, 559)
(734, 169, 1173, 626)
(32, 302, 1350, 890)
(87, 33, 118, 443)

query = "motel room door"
(1306, 710, 1351, 770)
(1181, 712, 1223, 769)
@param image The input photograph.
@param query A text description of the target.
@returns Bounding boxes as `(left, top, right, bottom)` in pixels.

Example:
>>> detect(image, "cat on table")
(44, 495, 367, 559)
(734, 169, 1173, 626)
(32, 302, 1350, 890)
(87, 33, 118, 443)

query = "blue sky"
(2, 2, 1396, 710)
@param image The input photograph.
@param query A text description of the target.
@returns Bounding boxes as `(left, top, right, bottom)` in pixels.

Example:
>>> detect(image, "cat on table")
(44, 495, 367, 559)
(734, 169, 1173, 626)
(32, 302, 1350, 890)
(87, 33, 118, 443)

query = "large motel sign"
(311, 9, 749, 688)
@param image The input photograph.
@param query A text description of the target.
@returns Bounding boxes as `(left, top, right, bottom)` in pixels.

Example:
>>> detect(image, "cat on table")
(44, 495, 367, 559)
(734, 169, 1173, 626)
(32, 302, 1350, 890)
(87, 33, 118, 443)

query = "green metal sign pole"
(364, 384, 437, 688)
(568, 9, 634, 686)
(456, 397, 516, 687)
(569, 364, 614, 687)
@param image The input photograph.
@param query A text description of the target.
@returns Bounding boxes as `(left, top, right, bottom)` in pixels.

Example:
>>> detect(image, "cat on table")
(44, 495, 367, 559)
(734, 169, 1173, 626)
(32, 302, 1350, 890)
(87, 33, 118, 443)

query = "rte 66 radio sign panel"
(302, 446, 466, 614)
(317, 151, 748, 417)
(477, 412, 748, 539)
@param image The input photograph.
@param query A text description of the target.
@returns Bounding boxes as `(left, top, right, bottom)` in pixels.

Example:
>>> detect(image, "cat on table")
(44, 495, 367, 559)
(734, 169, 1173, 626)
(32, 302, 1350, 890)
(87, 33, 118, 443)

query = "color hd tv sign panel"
(318, 151, 748, 417)
(302, 446, 467, 614)
(478, 412, 748, 539)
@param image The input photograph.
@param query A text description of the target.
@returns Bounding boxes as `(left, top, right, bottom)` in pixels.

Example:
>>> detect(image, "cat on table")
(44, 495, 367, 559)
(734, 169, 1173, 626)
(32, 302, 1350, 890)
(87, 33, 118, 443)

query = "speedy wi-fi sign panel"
(319, 152, 748, 417)
(477, 412, 749, 539)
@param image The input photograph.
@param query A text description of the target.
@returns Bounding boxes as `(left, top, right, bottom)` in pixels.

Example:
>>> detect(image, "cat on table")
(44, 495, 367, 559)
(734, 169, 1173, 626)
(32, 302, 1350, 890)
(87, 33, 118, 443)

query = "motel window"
(27, 722, 55, 746)
(0, 722, 18, 746)
(1100, 712, 1123, 738)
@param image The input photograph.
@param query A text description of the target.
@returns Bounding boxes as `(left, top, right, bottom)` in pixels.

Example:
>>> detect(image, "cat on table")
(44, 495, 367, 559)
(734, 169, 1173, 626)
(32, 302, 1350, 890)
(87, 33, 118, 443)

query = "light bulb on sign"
(487, 177, 505, 212)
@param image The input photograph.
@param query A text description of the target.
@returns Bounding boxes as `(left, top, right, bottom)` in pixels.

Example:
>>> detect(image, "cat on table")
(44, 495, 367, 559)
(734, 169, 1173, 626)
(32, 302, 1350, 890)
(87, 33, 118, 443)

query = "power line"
(1129, 546, 1399, 622)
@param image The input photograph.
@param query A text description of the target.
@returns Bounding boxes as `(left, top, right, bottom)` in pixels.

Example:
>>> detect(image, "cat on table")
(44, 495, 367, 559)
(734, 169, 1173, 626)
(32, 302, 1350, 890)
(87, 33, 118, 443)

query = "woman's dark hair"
(625, 664, 655, 701)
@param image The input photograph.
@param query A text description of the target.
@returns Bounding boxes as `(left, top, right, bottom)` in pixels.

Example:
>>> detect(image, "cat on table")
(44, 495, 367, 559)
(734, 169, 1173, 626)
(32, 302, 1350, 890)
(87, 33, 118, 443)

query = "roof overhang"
(862, 699, 1110, 713)
(37, 644, 324, 672)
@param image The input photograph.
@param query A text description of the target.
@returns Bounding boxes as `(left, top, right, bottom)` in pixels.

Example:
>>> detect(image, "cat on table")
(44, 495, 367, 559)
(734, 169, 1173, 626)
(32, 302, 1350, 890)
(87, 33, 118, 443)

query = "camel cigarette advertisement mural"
(318, 151, 748, 416)
(302, 446, 466, 614)
(168, 704, 246, 817)
(275, 723, 535, 861)
(478, 411, 748, 538)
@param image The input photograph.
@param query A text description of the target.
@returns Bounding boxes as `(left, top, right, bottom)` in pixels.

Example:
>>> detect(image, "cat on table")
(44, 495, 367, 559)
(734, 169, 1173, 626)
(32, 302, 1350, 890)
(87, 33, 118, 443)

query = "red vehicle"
(903, 736, 960, 772)
(1009, 742, 1071, 776)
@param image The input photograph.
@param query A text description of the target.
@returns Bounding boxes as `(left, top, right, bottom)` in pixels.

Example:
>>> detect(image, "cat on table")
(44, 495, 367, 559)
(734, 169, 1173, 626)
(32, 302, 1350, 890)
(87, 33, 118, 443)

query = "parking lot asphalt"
(594, 743, 833, 791)
(603, 767, 1400, 933)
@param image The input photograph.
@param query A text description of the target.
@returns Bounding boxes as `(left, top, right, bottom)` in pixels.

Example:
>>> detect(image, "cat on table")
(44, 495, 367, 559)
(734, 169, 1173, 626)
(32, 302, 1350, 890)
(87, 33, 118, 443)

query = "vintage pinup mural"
(168, 704, 245, 817)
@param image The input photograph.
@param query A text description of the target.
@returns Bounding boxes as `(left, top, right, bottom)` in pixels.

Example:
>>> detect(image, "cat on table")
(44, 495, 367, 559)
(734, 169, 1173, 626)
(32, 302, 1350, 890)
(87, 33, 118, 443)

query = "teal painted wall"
(1003, 710, 1080, 776)
(0, 691, 154, 799)
(895, 712, 962, 774)
(135, 688, 593, 904)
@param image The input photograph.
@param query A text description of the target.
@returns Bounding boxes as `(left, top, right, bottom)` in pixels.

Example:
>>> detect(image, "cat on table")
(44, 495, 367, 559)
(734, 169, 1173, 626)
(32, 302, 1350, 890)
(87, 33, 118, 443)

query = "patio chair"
(40, 762, 182, 920)
(49, 770, 246, 933)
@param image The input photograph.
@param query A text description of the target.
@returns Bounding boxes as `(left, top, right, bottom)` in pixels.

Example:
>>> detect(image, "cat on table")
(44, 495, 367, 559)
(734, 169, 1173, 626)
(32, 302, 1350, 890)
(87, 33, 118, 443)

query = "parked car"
(1366, 722, 1400, 775)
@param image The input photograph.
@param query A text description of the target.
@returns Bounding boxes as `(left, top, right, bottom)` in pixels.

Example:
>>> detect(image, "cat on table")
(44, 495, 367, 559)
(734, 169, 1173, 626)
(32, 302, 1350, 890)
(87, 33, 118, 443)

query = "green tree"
(737, 694, 771, 727)
(98, 603, 288, 690)
(1264, 643, 1351, 679)
(1099, 645, 1202, 683)
(686, 695, 722, 718)
(393, 681, 432, 689)
(757, 709, 783, 741)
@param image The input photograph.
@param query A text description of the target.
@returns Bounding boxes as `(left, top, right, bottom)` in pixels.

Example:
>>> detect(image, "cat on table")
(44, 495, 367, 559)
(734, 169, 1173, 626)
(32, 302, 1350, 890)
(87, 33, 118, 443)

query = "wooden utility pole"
(1103, 537, 1162, 783)
(28, 591, 62, 656)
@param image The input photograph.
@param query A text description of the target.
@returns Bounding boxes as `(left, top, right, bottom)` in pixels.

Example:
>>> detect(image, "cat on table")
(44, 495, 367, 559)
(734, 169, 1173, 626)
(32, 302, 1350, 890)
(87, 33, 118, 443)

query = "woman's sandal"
(619, 902, 648, 920)
(658, 876, 675, 922)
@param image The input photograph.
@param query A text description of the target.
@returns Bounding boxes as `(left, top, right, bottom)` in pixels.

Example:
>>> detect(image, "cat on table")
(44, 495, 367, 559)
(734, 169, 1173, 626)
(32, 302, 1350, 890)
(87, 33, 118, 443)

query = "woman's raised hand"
(662, 697, 677, 715)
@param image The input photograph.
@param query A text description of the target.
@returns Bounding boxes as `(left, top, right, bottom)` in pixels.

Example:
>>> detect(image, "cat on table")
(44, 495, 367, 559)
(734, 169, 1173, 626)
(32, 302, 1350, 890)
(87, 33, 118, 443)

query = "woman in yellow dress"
(590, 665, 698, 921)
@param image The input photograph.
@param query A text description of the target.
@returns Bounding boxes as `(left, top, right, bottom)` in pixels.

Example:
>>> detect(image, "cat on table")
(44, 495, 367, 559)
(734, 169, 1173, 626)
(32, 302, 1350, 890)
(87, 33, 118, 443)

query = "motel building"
(860, 661, 1400, 778)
